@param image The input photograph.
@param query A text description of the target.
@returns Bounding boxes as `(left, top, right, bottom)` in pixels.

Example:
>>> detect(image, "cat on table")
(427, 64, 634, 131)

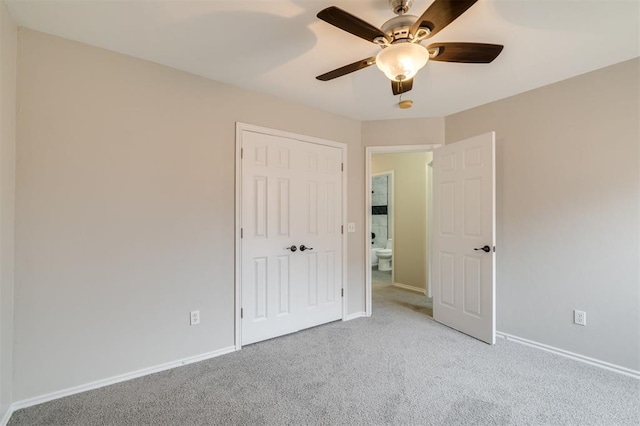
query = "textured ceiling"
(7, 0, 640, 120)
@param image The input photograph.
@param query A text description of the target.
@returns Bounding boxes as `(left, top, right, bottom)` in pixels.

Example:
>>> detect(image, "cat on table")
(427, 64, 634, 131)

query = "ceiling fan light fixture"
(375, 42, 429, 82)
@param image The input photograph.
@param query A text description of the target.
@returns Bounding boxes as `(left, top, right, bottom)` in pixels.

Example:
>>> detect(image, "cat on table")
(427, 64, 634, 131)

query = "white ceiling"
(7, 0, 640, 121)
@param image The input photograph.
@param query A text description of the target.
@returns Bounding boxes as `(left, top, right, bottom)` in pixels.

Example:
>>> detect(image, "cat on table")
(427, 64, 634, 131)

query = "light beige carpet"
(372, 268, 433, 317)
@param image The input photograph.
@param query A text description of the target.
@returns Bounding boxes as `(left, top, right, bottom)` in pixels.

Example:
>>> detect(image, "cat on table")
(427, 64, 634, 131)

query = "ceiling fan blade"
(410, 0, 478, 38)
(317, 6, 389, 43)
(316, 56, 377, 81)
(391, 78, 414, 95)
(427, 42, 503, 63)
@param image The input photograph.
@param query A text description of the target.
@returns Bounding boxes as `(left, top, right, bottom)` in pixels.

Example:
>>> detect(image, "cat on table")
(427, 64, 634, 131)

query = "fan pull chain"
(398, 83, 413, 109)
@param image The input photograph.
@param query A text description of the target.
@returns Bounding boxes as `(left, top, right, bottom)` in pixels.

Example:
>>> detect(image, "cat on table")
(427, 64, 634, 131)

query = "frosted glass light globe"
(376, 43, 429, 82)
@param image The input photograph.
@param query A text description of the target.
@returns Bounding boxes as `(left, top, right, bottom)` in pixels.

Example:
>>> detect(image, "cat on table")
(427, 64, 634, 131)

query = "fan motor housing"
(381, 14, 417, 41)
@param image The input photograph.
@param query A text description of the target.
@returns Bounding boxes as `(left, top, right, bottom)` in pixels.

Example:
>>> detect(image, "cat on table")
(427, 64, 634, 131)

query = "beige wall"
(372, 152, 432, 291)
(362, 117, 445, 147)
(446, 58, 640, 370)
(0, 0, 16, 418)
(14, 29, 363, 400)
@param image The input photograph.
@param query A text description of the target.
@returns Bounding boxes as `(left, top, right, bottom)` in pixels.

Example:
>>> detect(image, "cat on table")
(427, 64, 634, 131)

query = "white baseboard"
(0, 406, 13, 426)
(10, 346, 237, 413)
(497, 332, 639, 379)
(393, 282, 427, 295)
(344, 312, 367, 321)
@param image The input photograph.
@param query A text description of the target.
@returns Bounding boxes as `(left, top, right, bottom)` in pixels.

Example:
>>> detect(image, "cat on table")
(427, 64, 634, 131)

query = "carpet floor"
(9, 277, 640, 425)
(371, 269, 433, 317)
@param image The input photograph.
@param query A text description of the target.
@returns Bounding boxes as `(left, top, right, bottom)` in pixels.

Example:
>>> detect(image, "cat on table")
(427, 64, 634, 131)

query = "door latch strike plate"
(241, 308, 243, 319)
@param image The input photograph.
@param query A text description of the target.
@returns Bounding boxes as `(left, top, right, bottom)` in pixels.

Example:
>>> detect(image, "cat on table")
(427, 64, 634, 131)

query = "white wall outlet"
(347, 223, 356, 233)
(190, 310, 200, 326)
(573, 309, 586, 326)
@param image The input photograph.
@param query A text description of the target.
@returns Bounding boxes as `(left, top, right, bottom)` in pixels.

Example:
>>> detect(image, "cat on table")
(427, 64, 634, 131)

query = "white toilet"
(375, 239, 393, 271)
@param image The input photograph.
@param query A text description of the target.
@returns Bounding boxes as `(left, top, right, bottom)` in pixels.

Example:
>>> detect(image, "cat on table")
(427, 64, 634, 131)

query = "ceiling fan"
(316, 0, 503, 96)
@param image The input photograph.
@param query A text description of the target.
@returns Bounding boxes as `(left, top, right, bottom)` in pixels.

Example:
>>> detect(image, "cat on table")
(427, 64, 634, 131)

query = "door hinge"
(341, 288, 344, 298)
(240, 228, 243, 238)
(341, 163, 344, 172)
(341, 225, 344, 234)
(240, 308, 243, 319)
(240, 148, 243, 159)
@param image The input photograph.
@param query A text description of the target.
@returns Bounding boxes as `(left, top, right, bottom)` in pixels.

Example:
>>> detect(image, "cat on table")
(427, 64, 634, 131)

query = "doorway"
(365, 145, 441, 317)
(366, 133, 497, 345)
(371, 170, 394, 283)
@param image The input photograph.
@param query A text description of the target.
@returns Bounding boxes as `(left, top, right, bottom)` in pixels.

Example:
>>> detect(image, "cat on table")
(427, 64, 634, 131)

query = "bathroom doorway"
(371, 171, 394, 288)
(365, 145, 441, 317)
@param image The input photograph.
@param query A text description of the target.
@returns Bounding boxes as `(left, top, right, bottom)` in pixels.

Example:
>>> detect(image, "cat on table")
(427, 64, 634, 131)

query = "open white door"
(432, 132, 496, 344)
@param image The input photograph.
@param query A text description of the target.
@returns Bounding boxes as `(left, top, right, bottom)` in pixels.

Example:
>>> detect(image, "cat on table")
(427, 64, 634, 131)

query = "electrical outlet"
(347, 223, 356, 233)
(573, 310, 586, 326)
(190, 310, 200, 326)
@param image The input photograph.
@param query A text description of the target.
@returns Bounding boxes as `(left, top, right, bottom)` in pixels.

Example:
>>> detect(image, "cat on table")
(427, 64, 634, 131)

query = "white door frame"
(426, 160, 434, 298)
(365, 144, 442, 316)
(235, 122, 348, 350)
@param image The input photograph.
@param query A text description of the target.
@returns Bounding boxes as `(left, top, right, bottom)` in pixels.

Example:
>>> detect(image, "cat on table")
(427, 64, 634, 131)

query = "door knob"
(299, 245, 314, 252)
(285, 245, 297, 252)
(474, 245, 491, 253)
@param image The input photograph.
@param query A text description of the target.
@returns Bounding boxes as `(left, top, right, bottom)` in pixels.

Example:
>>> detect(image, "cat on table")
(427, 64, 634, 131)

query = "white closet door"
(240, 130, 343, 345)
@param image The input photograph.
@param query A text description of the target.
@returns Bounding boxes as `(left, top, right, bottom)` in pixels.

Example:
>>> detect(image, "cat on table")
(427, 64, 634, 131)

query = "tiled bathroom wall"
(371, 175, 389, 249)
